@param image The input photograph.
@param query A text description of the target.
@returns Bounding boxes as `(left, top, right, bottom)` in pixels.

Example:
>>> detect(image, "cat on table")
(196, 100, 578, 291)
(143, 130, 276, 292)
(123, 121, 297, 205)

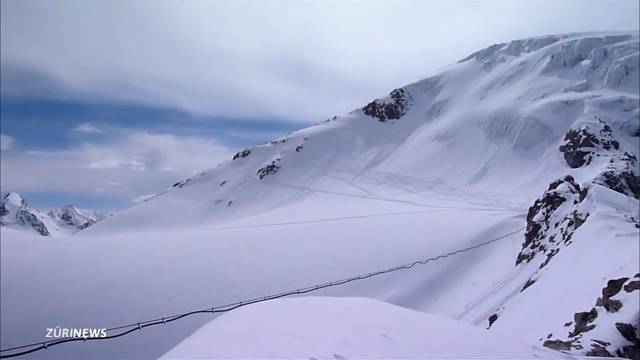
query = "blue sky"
(1, 96, 297, 211)
(1, 0, 638, 212)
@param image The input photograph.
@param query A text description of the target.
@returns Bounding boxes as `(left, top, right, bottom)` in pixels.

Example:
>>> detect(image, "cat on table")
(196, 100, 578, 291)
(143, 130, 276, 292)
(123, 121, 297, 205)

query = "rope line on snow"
(0, 227, 524, 359)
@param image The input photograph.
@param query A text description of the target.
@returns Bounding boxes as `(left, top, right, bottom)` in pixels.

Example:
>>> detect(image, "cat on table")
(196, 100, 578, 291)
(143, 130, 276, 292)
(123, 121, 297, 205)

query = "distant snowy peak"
(48, 205, 105, 231)
(1, 192, 51, 236)
(0, 193, 105, 236)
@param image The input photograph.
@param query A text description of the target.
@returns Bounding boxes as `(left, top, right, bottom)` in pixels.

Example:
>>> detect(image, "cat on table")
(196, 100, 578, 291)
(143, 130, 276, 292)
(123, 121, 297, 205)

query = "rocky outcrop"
(543, 274, 640, 358)
(559, 117, 619, 168)
(594, 152, 640, 199)
(257, 159, 280, 179)
(232, 149, 251, 160)
(172, 178, 191, 189)
(596, 277, 629, 313)
(14, 207, 50, 236)
(362, 88, 413, 122)
(516, 176, 589, 266)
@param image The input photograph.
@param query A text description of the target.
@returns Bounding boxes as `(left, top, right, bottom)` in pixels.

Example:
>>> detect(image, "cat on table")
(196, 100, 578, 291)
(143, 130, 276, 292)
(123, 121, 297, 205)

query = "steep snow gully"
(1, 31, 639, 359)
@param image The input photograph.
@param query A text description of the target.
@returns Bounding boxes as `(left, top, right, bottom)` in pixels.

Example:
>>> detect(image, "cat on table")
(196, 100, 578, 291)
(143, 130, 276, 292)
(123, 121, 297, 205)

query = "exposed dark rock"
(604, 278, 629, 298)
(598, 298, 623, 312)
(593, 339, 611, 347)
(539, 248, 560, 269)
(0, 203, 8, 217)
(257, 160, 280, 179)
(296, 145, 303, 152)
(362, 88, 412, 122)
(219, 180, 227, 187)
(171, 179, 191, 189)
(596, 277, 630, 313)
(16, 208, 50, 236)
(517, 175, 588, 265)
(569, 308, 598, 337)
(586, 342, 614, 357)
(616, 323, 640, 346)
(521, 278, 536, 292)
(544, 277, 639, 357)
(624, 280, 640, 293)
(559, 128, 598, 168)
(617, 345, 640, 360)
(232, 149, 251, 160)
(543, 339, 573, 351)
(76, 222, 92, 231)
(487, 313, 498, 329)
(558, 118, 620, 168)
(594, 153, 640, 199)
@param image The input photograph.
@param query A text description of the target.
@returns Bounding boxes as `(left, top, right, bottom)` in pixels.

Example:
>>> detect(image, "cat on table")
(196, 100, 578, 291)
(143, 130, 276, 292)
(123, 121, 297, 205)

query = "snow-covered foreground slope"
(162, 297, 564, 359)
(1, 31, 638, 359)
(1, 199, 527, 359)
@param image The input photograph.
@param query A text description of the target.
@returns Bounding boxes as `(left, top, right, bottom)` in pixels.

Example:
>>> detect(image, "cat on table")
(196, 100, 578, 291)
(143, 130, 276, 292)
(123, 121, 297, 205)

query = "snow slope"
(162, 297, 564, 359)
(83, 31, 639, 234)
(1, 31, 638, 359)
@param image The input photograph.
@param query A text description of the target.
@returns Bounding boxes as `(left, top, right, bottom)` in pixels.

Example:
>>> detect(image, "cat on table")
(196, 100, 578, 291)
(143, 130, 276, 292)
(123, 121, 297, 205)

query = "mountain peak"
(1, 193, 105, 236)
(2, 192, 27, 208)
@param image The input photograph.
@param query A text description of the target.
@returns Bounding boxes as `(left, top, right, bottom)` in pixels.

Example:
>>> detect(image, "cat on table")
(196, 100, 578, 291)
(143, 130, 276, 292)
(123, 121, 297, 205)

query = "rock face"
(516, 176, 589, 266)
(0, 192, 105, 236)
(559, 118, 620, 168)
(518, 111, 639, 266)
(0, 193, 51, 236)
(362, 88, 413, 122)
(594, 152, 640, 199)
(543, 275, 640, 359)
(256, 159, 281, 179)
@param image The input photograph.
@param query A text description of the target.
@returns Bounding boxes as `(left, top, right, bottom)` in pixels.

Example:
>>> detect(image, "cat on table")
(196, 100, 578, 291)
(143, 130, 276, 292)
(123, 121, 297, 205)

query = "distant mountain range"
(0, 192, 106, 236)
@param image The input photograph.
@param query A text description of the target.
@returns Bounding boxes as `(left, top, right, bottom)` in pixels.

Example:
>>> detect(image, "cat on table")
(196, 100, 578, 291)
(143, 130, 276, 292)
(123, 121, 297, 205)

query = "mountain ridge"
(0, 192, 105, 236)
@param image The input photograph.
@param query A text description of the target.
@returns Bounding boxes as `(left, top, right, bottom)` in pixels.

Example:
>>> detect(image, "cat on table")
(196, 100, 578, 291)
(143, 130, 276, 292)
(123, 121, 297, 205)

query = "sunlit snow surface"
(161, 297, 564, 359)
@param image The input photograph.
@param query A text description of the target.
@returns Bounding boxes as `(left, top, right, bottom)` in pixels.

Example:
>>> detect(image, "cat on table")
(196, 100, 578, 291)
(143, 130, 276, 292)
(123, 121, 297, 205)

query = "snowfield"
(1, 31, 639, 359)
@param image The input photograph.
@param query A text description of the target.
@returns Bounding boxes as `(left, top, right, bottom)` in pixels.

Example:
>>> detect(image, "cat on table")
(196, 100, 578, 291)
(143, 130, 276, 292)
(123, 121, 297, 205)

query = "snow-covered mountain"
(0, 193, 105, 236)
(1, 31, 638, 359)
(0, 193, 53, 236)
(47, 205, 106, 231)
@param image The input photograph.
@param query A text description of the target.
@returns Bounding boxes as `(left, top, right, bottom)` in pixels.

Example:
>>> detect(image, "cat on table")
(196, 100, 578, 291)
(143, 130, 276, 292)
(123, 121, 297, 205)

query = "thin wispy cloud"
(0, 134, 13, 150)
(1, 129, 232, 200)
(72, 122, 104, 134)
